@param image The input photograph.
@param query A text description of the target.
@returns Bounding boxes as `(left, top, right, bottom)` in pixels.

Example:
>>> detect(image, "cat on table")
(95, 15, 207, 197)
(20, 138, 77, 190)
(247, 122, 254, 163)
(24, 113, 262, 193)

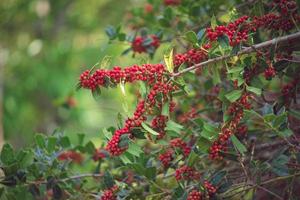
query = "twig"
(27, 173, 104, 185)
(222, 172, 300, 199)
(256, 185, 283, 200)
(172, 32, 300, 77)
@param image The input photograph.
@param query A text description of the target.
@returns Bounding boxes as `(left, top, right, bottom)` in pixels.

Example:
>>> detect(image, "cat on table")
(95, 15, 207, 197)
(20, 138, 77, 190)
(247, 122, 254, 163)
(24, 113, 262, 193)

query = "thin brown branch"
(172, 31, 300, 77)
(256, 185, 284, 200)
(222, 172, 300, 199)
(27, 173, 104, 185)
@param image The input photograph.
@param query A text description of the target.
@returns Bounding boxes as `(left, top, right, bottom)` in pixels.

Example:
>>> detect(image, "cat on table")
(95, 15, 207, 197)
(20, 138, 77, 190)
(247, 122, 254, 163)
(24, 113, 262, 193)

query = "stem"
(256, 185, 283, 200)
(27, 173, 104, 185)
(172, 31, 300, 77)
(0, 51, 4, 149)
(222, 172, 300, 199)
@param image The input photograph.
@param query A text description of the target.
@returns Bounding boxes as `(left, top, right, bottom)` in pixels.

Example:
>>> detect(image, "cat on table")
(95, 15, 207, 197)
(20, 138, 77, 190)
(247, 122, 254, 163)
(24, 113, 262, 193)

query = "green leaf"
(218, 35, 230, 49)
(85, 141, 95, 154)
(119, 134, 130, 148)
(212, 65, 221, 85)
(197, 138, 211, 152)
(211, 171, 227, 185)
(77, 133, 85, 145)
(197, 28, 206, 44)
(164, 49, 174, 73)
(60, 136, 71, 148)
(184, 31, 198, 44)
(159, 18, 170, 27)
(162, 102, 170, 116)
(142, 122, 160, 136)
(92, 87, 101, 100)
(102, 128, 113, 140)
(1, 144, 14, 165)
(105, 26, 117, 40)
(118, 33, 126, 41)
(271, 155, 289, 176)
(227, 66, 244, 74)
(129, 163, 144, 175)
(18, 150, 34, 168)
(231, 135, 247, 155)
(145, 167, 156, 180)
(139, 81, 147, 98)
(246, 86, 262, 96)
(201, 129, 217, 141)
(103, 171, 115, 189)
(47, 137, 57, 153)
(119, 153, 132, 164)
(127, 143, 143, 157)
(289, 110, 300, 120)
(165, 120, 183, 133)
(187, 151, 198, 167)
(225, 90, 243, 102)
(278, 129, 293, 137)
(35, 134, 46, 149)
(211, 15, 217, 29)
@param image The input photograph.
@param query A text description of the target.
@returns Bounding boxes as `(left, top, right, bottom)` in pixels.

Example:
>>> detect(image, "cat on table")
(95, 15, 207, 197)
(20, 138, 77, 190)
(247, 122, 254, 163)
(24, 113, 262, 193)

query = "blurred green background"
(0, 0, 238, 148)
(0, 0, 151, 147)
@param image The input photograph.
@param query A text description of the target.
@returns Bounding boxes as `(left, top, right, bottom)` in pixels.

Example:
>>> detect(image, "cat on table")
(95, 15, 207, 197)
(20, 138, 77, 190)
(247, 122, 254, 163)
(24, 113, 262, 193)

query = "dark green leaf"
(231, 135, 247, 155)
(1, 144, 15, 165)
(35, 134, 46, 149)
(142, 122, 159, 136)
(184, 31, 198, 44)
(85, 141, 95, 154)
(225, 90, 243, 102)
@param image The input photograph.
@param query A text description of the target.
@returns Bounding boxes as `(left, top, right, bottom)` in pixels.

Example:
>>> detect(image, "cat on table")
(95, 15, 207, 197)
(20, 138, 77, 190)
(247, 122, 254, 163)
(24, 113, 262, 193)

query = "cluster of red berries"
(237, 124, 248, 136)
(204, 180, 217, 195)
(255, 0, 300, 31)
(57, 150, 83, 164)
(106, 100, 146, 156)
(174, 48, 208, 67)
(164, 0, 181, 6)
(80, 64, 166, 91)
(158, 138, 191, 167)
(206, 16, 250, 46)
(158, 149, 174, 168)
(206, 0, 299, 46)
(151, 115, 168, 139)
(209, 93, 252, 159)
(281, 78, 300, 106)
(243, 64, 260, 84)
(264, 65, 276, 80)
(92, 148, 107, 161)
(100, 185, 118, 200)
(178, 108, 199, 123)
(144, 3, 154, 14)
(131, 35, 160, 54)
(170, 138, 191, 156)
(175, 165, 200, 181)
(80, 63, 178, 156)
(124, 171, 135, 184)
(187, 190, 202, 200)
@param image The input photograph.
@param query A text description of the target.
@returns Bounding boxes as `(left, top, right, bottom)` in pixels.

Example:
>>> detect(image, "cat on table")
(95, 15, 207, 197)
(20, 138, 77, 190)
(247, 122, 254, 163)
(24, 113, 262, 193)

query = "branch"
(172, 31, 300, 77)
(221, 172, 300, 199)
(27, 173, 103, 185)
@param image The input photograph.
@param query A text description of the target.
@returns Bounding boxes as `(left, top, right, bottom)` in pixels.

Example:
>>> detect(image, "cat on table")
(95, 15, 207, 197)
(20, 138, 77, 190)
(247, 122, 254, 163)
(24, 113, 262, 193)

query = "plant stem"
(172, 31, 300, 77)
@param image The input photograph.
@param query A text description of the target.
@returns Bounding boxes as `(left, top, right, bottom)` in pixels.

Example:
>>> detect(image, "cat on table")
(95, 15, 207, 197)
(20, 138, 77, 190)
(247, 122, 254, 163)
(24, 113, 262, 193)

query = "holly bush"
(1, 0, 300, 199)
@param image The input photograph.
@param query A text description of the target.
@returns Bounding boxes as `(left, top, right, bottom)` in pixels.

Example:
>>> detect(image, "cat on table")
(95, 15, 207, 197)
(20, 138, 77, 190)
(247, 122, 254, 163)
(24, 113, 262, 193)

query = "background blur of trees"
(0, 0, 139, 147)
(0, 0, 239, 148)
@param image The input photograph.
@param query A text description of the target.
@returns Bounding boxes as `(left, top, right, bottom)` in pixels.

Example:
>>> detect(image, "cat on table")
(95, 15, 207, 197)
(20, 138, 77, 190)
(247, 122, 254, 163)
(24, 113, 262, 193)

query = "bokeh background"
(0, 0, 157, 148)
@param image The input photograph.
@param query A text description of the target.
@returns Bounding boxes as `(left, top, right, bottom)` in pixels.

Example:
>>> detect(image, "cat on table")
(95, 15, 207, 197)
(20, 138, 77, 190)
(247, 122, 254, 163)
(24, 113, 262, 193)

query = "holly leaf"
(142, 122, 160, 136)
(225, 90, 243, 102)
(231, 135, 247, 155)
